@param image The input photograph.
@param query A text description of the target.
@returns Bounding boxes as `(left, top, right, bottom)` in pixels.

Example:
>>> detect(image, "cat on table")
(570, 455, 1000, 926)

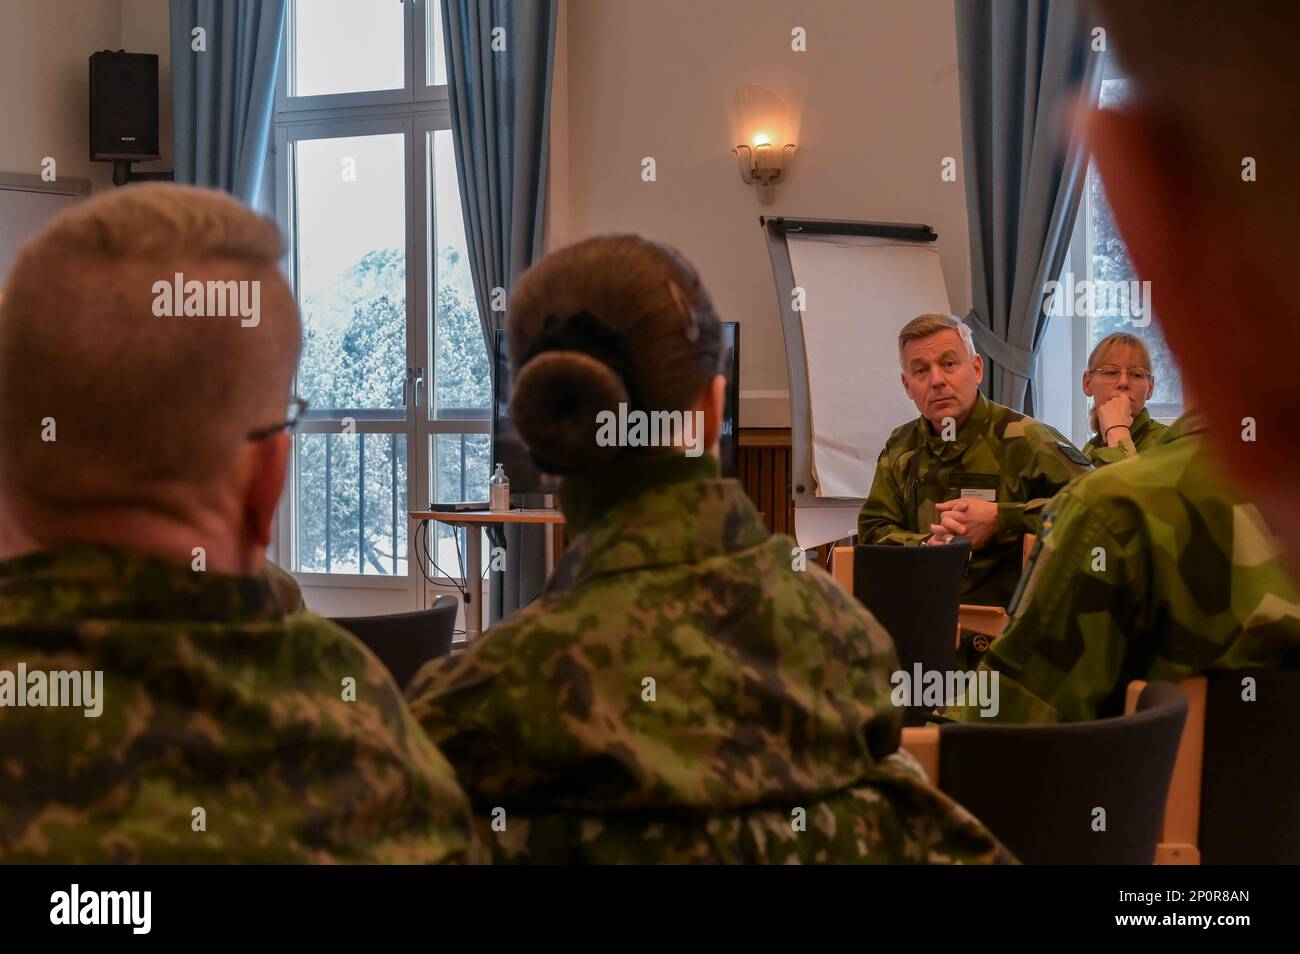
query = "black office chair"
(1199, 668, 1300, 863)
(330, 595, 459, 690)
(853, 539, 970, 725)
(933, 681, 1187, 864)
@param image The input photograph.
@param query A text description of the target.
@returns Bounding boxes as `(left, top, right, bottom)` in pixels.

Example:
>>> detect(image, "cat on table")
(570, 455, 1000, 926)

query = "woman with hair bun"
(409, 235, 1009, 864)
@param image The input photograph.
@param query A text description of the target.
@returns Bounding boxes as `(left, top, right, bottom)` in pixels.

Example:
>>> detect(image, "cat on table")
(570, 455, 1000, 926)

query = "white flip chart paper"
(786, 236, 951, 502)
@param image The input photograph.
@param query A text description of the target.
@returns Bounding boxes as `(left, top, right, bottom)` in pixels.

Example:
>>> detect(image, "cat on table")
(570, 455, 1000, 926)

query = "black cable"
(416, 519, 469, 604)
(453, 521, 465, 591)
(452, 522, 490, 588)
(413, 520, 436, 587)
(482, 525, 508, 580)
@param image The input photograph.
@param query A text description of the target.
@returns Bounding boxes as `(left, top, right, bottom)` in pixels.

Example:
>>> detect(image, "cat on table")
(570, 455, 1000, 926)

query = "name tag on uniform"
(951, 472, 999, 504)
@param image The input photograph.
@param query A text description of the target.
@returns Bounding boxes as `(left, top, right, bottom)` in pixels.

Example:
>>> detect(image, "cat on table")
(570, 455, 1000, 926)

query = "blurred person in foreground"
(0, 185, 472, 862)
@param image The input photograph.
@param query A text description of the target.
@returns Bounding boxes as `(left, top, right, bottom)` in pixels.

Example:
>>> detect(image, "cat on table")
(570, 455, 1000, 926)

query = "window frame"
(1040, 56, 1183, 447)
(278, 0, 412, 113)
(270, 0, 488, 600)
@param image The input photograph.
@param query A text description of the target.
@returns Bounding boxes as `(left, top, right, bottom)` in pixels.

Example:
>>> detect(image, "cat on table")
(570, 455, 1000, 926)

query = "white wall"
(0, 0, 172, 194)
(0, 0, 126, 193)
(548, 0, 972, 426)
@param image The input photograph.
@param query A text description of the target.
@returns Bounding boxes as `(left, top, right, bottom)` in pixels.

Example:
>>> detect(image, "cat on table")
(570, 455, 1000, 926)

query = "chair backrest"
(1199, 668, 1300, 864)
(852, 540, 971, 725)
(936, 681, 1188, 864)
(330, 596, 458, 690)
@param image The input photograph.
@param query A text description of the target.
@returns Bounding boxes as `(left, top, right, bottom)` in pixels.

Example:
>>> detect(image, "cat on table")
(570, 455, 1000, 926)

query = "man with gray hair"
(858, 314, 1090, 660)
(0, 184, 473, 862)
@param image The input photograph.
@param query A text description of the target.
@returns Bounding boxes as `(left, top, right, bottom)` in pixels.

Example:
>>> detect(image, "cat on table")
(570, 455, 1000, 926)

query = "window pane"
(429, 129, 491, 416)
(292, 0, 404, 98)
(428, 433, 490, 576)
(426, 0, 447, 86)
(294, 133, 407, 412)
(1087, 78, 1182, 410)
(296, 432, 408, 575)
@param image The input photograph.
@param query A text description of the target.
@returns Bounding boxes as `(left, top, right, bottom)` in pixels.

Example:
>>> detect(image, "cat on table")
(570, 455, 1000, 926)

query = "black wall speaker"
(90, 51, 160, 161)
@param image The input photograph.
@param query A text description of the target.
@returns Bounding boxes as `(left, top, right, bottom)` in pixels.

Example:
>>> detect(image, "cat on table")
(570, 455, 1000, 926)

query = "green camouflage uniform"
(943, 412, 1300, 724)
(408, 455, 1011, 864)
(263, 559, 306, 613)
(0, 545, 474, 863)
(858, 392, 1092, 608)
(1079, 407, 1170, 467)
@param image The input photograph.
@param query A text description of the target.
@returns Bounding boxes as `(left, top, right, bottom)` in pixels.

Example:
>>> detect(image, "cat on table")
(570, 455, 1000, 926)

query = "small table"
(410, 509, 567, 641)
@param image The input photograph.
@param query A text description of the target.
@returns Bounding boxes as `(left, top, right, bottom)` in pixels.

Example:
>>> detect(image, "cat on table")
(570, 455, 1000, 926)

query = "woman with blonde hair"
(1080, 332, 1169, 465)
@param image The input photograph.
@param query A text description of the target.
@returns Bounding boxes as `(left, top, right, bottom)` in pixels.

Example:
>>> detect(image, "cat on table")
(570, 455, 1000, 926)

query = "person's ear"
(971, 353, 984, 386)
(1082, 371, 1094, 399)
(900, 370, 913, 401)
(1146, 375, 1155, 400)
(243, 432, 290, 553)
(700, 374, 726, 452)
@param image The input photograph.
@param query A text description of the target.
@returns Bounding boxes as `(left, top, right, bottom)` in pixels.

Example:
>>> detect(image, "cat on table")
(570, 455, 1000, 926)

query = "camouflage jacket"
(0, 545, 474, 863)
(857, 392, 1092, 607)
(1079, 407, 1170, 467)
(408, 455, 1010, 864)
(944, 413, 1300, 723)
(263, 559, 306, 613)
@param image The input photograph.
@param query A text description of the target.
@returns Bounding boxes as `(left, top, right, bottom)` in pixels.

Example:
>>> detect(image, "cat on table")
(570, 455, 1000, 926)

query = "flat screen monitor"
(492, 322, 740, 494)
(718, 321, 739, 477)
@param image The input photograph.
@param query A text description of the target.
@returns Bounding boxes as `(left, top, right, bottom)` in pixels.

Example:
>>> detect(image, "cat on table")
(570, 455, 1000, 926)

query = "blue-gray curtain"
(170, 0, 286, 204)
(441, 0, 557, 624)
(955, 0, 1103, 414)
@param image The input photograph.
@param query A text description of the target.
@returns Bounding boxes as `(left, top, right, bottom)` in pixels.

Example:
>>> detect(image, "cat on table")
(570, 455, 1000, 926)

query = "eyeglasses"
(1089, 366, 1152, 385)
(247, 396, 309, 441)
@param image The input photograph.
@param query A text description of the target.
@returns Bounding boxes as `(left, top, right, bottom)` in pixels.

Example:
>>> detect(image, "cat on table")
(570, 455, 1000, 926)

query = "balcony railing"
(309, 431, 405, 575)
(303, 430, 483, 575)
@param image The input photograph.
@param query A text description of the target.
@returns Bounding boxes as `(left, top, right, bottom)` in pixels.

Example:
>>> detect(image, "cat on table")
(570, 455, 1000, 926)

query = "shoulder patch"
(1056, 441, 1093, 467)
(1002, 419, 1028, 439)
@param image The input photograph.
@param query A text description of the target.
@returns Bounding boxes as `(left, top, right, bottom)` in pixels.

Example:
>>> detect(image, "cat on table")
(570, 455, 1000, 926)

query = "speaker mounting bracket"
(111, 160, 175, 187)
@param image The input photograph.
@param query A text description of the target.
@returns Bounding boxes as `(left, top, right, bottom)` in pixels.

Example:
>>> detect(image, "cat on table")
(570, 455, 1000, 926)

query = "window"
(272, 0, 490, 608)
(288, 0, 405, 99)
(1036, 67, 1184, 446)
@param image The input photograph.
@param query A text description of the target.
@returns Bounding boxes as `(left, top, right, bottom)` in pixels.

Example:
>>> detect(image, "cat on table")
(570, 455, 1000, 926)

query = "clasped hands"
(925, 498, 999, 548)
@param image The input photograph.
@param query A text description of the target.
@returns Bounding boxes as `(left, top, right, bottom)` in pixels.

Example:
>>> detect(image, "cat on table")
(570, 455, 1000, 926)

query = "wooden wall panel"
(737, 428, 795, 538)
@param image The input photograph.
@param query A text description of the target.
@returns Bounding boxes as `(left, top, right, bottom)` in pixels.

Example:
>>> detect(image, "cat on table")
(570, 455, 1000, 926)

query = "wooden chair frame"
(1125, 678, 1206, 865)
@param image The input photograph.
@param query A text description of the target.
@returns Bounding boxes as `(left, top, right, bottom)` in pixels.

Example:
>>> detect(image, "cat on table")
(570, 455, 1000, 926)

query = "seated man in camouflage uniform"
(0, 185, 472, 862)
(1078, 331, 1169, 467)
(939, 1, 1300, 726)
(858, 313, 1092, 613)
(408, 235, 1011, 864)
(941, 410, 1300, 724)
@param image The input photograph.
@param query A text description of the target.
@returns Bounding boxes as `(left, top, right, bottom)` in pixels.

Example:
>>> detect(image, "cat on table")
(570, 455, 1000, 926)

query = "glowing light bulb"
(753, 133, 772, 147)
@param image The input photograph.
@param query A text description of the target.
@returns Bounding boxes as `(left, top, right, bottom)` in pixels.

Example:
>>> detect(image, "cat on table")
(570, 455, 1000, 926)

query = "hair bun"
(510, 350, 629, 473)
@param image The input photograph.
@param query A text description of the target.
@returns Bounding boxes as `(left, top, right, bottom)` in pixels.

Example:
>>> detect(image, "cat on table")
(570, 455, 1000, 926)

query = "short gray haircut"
(897, 313, 976, 358)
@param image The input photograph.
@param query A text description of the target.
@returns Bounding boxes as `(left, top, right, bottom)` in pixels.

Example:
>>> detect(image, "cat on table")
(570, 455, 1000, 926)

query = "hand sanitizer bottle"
(489, 463, 510, 511)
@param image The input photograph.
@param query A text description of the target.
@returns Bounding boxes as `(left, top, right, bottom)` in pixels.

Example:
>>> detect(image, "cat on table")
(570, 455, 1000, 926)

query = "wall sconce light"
(734, 133, 797, 187)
